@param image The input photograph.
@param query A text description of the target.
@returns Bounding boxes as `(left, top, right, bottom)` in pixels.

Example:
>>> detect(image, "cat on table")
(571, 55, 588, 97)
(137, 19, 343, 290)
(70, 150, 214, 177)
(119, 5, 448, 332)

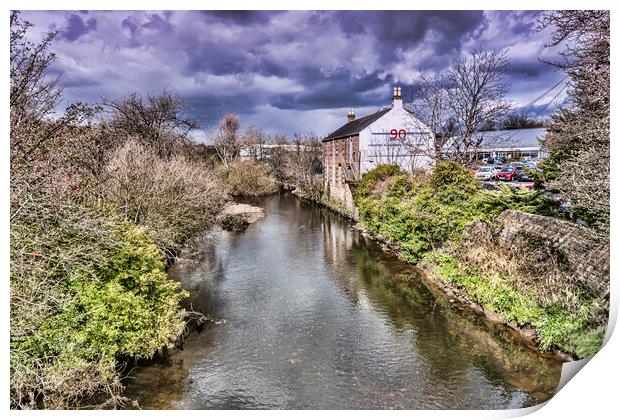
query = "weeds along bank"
(353, 163, 608, 359)
(10, 138, 228, 408)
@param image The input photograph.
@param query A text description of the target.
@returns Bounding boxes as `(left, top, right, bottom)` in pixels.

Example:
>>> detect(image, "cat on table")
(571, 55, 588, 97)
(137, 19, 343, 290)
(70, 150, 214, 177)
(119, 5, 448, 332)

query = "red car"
(495, 166, 520, 181)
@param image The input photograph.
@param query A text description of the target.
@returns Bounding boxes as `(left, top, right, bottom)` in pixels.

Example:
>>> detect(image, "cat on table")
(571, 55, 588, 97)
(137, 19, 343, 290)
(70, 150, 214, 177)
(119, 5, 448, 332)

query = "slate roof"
(473, 128, 548, 149)
(323, 108, 391, 142)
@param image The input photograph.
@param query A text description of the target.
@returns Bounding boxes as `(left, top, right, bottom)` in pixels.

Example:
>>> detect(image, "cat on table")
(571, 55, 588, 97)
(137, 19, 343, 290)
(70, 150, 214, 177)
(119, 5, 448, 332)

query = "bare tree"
(446, 50, 511, 163)
(213, 113, 242, 168)
(240, 125, 269, 161)
(10, 11, 91, 166)
(286, 134, 323, 195)
(411, 50, 511, 164)
(410, 73, 456, 162)
(500, 113, 545, 130)
(102, 91, 198, 158)
(267, 134, 290, 184)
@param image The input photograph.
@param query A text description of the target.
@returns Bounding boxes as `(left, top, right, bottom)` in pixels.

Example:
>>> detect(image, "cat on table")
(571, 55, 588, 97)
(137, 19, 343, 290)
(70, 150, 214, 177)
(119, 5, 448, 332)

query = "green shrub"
(355, 162, 484, 262)
(354, 163, 404, 200)
(476, 184, 557, 217)
(427, 161, 481, 202)
(37, 225, 187, 359)
(11, 199, 187, 409)
(388, 173, 415, 198)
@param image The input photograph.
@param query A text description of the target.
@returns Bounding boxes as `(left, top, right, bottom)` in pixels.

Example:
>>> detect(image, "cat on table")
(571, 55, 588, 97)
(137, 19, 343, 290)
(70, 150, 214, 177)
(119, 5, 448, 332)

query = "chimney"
(392, 85, 403, 109)
(347, 108, 356, 122)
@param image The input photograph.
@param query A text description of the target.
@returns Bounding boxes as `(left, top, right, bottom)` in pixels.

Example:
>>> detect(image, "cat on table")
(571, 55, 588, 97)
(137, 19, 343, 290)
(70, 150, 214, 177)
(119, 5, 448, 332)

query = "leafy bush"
(476, 184, 557, 217)
(221, 159, 278, 197)
(427, 161, 481, 201)
(354, 163, 403, 200)
(11, 197, 187, 408)
(355, 162, 484, 262)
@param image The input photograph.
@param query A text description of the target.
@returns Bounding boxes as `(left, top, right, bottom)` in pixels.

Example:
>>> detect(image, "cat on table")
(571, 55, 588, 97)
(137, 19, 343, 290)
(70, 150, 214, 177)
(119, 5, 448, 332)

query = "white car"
(474, 166, 498, 181)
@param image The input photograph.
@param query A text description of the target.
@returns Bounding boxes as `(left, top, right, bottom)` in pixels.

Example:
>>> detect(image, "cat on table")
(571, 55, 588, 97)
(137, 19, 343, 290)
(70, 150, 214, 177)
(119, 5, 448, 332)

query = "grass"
(422, 252, 605, 359)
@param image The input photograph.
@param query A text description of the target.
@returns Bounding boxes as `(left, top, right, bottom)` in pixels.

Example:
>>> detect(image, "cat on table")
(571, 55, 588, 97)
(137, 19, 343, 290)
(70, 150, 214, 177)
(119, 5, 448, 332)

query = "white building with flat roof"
(465, 128, 549, 161)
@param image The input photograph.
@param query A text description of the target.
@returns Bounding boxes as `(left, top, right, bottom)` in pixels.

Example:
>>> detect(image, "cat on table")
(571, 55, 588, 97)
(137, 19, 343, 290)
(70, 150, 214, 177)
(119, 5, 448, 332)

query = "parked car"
(474, 166, 498, 181)
(495, 166, 521, 182)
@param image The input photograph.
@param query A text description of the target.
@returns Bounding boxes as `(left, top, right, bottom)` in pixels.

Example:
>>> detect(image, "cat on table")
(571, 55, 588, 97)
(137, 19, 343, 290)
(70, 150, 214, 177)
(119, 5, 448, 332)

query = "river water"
(124, 193, 562, 409)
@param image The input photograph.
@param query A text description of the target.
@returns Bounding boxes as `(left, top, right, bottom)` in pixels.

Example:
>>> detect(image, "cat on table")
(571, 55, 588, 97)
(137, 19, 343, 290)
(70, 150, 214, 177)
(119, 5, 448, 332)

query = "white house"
(322, 86, 434, 217)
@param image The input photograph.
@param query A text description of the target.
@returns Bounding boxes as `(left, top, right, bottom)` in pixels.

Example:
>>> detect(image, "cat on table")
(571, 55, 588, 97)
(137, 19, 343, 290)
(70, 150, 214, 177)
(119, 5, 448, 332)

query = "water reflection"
(124, 193, 562, 409)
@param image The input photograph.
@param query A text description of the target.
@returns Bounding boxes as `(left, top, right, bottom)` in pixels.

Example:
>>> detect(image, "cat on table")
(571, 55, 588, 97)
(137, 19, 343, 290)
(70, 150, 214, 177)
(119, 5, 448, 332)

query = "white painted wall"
(359, 103, 434, 174)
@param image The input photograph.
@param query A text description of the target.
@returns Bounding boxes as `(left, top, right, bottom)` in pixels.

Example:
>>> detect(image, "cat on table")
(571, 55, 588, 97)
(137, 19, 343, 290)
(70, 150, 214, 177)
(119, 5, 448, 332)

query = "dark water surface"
(124, 193, 562, 409)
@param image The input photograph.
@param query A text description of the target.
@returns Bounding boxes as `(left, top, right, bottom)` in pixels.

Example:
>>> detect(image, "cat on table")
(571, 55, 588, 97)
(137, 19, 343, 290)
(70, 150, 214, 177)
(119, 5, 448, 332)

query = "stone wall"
(497, 210, 609, 299)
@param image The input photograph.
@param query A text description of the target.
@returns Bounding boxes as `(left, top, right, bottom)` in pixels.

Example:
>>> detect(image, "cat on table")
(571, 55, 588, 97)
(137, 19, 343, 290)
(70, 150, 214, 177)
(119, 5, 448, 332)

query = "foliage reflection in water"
(124, 193, 562, 409)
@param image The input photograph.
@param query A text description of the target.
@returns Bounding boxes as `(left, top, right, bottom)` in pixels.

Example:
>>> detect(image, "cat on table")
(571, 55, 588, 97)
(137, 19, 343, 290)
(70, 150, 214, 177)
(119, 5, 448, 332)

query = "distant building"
(461, 128, 549, 162)
(238, 143, 311, 161)
(322, 86, 434, 217)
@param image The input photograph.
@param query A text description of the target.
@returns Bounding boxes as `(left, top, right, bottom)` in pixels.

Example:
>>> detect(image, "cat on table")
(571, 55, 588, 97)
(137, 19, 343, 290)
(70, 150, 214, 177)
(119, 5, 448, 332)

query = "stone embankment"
(498, 210, 609, 300)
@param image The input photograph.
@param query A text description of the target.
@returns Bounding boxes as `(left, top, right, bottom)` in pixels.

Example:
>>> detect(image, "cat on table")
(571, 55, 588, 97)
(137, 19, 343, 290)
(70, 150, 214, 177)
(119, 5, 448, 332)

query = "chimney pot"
(347, 108, 356, 122)
(392, 85, 403, 109)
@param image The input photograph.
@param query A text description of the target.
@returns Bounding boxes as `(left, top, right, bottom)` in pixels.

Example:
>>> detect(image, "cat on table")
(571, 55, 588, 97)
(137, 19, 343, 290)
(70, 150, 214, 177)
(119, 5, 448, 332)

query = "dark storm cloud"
(508, 59, 551, 78)
(335, 11, 485, 62)
(60, 13, 97, 41)
(121, 17, 138, 36)
(184, 90, 261, 120)
(272, 70, 392, 110)
(202, 10, 280, 25)
(21, 10, 564, 136)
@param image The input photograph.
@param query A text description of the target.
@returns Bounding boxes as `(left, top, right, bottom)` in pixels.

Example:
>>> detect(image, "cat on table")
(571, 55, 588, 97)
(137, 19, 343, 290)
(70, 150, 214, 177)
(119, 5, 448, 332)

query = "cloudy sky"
(21, 10, 568, 140)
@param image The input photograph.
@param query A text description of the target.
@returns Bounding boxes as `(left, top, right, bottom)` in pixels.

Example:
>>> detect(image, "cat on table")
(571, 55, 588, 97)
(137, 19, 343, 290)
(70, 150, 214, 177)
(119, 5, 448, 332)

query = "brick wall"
(322, 136, 360, 218)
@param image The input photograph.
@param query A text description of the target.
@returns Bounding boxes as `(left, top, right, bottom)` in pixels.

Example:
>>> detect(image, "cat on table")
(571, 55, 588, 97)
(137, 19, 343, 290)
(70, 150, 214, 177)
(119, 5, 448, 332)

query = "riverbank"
(353, 224, 574, 361)
(305, 164, 607, 361)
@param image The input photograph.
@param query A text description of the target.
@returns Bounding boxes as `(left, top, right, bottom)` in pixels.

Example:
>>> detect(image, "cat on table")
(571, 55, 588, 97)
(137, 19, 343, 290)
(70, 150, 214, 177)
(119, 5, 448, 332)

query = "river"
(124, 192, 562, 409)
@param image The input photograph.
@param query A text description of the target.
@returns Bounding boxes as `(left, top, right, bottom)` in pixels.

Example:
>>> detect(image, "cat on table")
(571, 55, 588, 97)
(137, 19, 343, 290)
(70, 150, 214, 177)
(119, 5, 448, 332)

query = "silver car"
(474, 166, 498, 181)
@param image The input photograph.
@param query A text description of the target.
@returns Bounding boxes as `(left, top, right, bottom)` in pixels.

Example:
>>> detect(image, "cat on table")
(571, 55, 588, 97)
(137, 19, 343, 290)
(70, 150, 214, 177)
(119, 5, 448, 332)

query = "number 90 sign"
(390, 129, 407, 140)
